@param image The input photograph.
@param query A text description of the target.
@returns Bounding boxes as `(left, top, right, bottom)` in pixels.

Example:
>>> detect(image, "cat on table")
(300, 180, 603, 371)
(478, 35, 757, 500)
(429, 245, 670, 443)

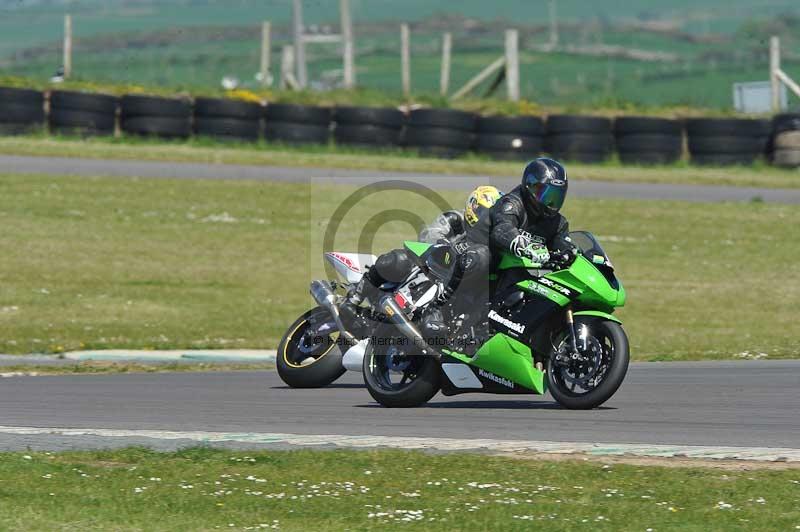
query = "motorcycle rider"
(348, 185, 503, 306)
(467, 158, 577, 292)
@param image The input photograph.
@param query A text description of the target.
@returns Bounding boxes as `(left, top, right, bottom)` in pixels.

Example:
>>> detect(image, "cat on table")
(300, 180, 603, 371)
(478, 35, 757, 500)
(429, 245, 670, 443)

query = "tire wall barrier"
(0, 86, 797, 168)
(50, 90, 117, 136)
(333, 106, 404, 148)
(614, 117, 682, 165)
(0, 87, 45, 134)
(194, 97, 262, 142)
(545, 115, 613, 163)
(405, 108, 477, 159)
(686, 118, 771, 166)
(121, 95, 192, 139)
(264, 103, 330, 145)
(772, 113, 800, 168)
(474, 115, 544, 161)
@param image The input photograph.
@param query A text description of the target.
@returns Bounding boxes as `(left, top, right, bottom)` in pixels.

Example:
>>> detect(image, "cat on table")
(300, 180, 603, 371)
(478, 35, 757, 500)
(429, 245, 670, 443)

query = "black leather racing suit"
(364, 210, 464, 288)
(466, 184, 576, 291)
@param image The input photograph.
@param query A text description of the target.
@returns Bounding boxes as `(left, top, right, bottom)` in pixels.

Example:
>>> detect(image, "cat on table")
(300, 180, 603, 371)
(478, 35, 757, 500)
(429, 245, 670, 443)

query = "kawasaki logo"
(487, 310, 525, 334)
(478, 368, 514, 389)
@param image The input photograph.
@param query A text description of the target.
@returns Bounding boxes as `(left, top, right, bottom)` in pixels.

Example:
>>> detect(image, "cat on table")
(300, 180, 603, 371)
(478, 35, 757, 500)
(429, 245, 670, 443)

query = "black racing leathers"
(466, 185, 574, 262)
(366, 210, 464, 288)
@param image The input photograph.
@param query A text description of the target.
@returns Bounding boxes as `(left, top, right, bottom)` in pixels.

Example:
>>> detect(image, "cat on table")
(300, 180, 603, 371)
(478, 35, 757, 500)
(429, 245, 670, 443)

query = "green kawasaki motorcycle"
(363, 231, 629, 409)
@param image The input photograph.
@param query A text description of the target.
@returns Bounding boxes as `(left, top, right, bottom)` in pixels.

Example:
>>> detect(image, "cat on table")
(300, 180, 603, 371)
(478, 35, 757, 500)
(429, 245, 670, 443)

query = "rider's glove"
(521, 243, 550, 266)
(525, 245, 550, 266)
(510, 234, 549, 266)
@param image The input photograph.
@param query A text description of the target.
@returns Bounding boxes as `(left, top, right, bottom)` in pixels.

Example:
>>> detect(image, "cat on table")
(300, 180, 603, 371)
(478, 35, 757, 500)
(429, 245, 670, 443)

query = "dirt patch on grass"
(503, 451, 800, 470)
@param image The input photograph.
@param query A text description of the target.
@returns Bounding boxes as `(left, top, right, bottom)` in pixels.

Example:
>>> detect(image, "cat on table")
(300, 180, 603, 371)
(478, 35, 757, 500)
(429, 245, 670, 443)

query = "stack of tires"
(473, 115, 544, 161)
(614, 117, 683, 165)
(545, 115, 613, 163)
(772, 113, 800, 168)
(0, 87, 44, 135)
(121, 95, 192, 139)
(264, 104, 330, 145)
(404, 109, 476, 159)
(194, 97, 262, 142)
(686, 118, 771, 166)
(333, 106, 404, 148)
(49, 90, 117, 136)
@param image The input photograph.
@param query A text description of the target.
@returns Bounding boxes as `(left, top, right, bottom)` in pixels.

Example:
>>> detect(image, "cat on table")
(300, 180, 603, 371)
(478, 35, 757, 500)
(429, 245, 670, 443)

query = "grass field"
(0, 362, 273, 376)
(0, 171, 797, 361)
(2, 1, 799, 109)
(0, 446, 797, 530)
(2, 135, 799, 189)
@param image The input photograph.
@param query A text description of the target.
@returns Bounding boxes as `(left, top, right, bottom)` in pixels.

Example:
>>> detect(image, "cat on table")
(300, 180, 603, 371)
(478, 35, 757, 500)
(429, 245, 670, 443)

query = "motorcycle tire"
(547, 318, 629, 410)
(362, 323, 441, 407)
(276, 307, 345, 388)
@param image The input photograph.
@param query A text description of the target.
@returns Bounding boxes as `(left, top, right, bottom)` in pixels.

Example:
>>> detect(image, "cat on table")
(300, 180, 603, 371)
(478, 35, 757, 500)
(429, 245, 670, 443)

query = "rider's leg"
(350, 248, 413, 305)
(448, 243, 492, 324)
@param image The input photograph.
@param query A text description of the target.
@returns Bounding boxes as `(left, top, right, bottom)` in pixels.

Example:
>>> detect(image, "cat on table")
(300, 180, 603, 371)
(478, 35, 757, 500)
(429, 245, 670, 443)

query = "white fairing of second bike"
(342, 338, 369, 372)
(324, 252, 377, 284)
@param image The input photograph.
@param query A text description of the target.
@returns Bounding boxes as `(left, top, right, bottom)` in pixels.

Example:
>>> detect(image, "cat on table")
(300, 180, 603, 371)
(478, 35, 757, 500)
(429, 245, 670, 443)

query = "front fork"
(554, 307, 588, 368)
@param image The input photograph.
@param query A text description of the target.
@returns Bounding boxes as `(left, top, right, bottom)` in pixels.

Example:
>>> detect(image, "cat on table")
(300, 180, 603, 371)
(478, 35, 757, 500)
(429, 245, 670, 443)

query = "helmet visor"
(529, 182, 566, 212)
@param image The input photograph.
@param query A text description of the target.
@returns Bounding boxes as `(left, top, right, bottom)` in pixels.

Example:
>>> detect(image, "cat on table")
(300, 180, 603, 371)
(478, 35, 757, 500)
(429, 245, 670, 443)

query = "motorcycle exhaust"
(378, 295, 443, 362)
(309, 280, 356, 343)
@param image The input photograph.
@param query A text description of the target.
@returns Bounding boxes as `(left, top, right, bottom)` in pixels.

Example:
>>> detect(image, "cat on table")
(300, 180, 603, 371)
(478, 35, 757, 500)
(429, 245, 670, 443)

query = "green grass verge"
(2, 135, 799, 189)
(0, 172, 796, 361)
(0, 362, 273, 375)
(0, 447, 797, 530)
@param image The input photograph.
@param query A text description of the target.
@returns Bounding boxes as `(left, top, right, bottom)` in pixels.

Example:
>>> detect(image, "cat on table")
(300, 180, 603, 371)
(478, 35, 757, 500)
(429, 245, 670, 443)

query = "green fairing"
(516, 280, 570, 306)
(616, 282, 627, 307)
(434, 246, 622, 395)
(499, 252, 621, 312)
(547, 255, 620, 313)
(573, 310, 623, 324)
(471, 334, 546, 394)
(498, 253, 537, 270)
(403, 241, 431, 257)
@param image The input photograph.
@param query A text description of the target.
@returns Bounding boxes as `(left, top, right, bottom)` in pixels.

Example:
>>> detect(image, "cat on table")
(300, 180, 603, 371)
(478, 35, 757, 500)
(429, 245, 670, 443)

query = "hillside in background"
(0, 0, 798, 109)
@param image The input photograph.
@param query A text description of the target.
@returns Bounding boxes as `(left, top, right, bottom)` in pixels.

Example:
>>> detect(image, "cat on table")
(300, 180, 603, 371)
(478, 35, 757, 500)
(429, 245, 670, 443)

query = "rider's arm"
(418, 211, 462, 244)
(489, 197, 526, 254)
(547, 216, 578, 264)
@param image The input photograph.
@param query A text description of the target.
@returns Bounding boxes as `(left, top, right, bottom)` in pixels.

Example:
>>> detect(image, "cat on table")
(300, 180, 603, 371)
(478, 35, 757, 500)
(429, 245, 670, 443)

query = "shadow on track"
(355, 400, 616, 410)
(270, 383, 364, 390)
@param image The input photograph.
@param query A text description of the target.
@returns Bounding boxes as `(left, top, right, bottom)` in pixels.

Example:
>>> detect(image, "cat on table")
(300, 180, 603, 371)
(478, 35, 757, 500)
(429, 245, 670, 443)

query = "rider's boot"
(421, 309, 447, 350)
(348, 275, 381, 307)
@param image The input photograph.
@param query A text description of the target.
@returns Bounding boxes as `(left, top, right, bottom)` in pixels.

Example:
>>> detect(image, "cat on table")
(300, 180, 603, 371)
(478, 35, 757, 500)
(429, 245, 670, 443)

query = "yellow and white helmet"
(464, 185, 503, 226)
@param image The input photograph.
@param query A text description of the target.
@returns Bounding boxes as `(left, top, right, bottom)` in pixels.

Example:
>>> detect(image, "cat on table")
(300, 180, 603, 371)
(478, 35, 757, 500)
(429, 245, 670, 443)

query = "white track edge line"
(0, 426, 796, 462)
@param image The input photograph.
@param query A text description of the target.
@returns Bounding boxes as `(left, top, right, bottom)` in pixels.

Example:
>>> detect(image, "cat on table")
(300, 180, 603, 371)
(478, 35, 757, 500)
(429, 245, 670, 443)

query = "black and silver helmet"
(521, 158, 568, 217)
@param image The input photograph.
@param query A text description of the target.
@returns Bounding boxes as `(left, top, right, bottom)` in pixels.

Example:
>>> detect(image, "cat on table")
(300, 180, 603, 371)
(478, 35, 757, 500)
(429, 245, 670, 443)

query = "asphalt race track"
(3, 155, 797, 455)
(4, 154, 800, 203)
(0, 361, 797, 452)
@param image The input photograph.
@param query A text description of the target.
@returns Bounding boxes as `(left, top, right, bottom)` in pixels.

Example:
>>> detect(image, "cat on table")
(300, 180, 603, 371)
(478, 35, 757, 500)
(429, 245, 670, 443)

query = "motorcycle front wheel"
(547, 318, 629, 410)
(362, 323, 441, 408)
(276, 307, 346, 388)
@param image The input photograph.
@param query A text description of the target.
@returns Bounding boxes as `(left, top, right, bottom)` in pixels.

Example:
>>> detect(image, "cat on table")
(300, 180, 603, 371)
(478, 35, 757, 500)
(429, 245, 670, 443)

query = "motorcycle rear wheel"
(276, 307, 346, 388)
(547, 318, 629, 410)
(362, 324, 441, 407)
